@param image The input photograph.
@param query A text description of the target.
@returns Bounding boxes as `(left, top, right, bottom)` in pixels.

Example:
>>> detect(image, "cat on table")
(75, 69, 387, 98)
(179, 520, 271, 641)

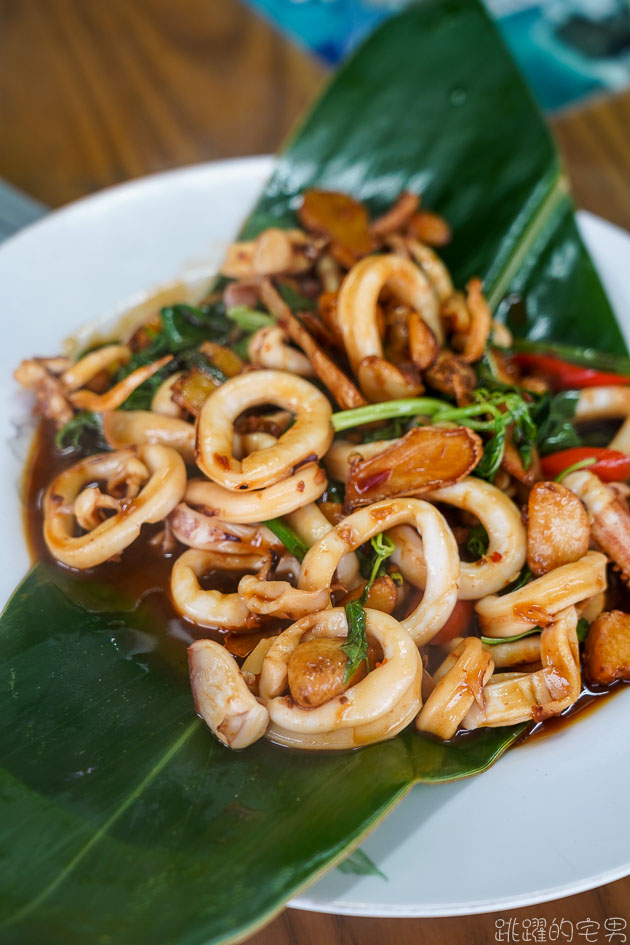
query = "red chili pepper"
(513, 353, 630, 390)
(541, 447, 630, 482)
(430, 600, 475, 645)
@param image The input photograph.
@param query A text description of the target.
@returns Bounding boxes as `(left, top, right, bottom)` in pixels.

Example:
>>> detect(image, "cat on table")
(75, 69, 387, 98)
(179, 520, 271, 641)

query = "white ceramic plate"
(1, 156, 629, 918)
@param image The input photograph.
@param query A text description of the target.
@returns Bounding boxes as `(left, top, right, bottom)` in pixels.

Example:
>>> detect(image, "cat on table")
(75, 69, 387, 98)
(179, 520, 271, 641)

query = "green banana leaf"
(1, 2, 626, 944)
(0, 565, 522, 945)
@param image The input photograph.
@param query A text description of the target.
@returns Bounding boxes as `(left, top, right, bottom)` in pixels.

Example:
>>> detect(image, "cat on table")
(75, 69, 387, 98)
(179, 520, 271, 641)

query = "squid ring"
(260, 607, 422, 741)
(44, 444, 186, 569)
(171, 549, 269, 630)
(417, 638, 493, 739)
(233, 431, 278, 459)
(476, 551, 607, 638)
(196, 370, 333, 490)
(390, 478, 527, 599)
(101, 410, 196, 463)
(265, 675, 422, 750)
(151, 371, 186, 417)
(299, 497, 459, 645)
(188, 640, 269, 748)
(168, 502, 282, 554)
(238, 573, 330, 620)
(247, 325, 315, 377)
(285, 503, 360, 589)
(463, 606, 581, 728)
(185, 463, 327, 524)
(336, 254, 442, 383)
(574, 386, 630, 454)
(406, 239, 453, 303)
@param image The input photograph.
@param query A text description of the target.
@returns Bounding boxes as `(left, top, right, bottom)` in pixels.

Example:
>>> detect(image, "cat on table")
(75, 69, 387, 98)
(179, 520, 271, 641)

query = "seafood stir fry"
(17, 188, 630, 751)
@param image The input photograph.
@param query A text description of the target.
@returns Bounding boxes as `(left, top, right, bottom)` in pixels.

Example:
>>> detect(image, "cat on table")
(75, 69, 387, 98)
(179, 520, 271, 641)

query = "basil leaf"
(534, 390, 580, 456)
(117, 314, 231, 411)
(366, 533, 396, 589)
(355, 533, 397, 587)
(232, 335, 252, 360)
(343, 600, 369, 683)
(323, 479, 345, 504)
(577, 617, 590, 643)
(499, 565, 533, 595)
(467, 524, 489, 559)
(118, 365, 174, 411)
(55, 411, 107, 452)
(159, 303, 232, 351)
(117, 302, 233, 382)
(474, 426, 506, 481)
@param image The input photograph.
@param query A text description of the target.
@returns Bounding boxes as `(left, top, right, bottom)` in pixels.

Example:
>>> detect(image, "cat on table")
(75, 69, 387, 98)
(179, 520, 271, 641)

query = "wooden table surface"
(2, 0, 629, 942)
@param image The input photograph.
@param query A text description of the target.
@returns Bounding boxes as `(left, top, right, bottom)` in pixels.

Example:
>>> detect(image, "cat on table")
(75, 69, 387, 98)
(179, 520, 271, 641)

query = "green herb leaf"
(342, 534, 396, 683)
(118, 365, 174, 411)
(116, 302, 231, 375)
(55, 411, 107, 452)
(232, 335, 252, 360)
(160, 302, 232, 351)
(263, 518, 310, 561)
(576, 617, 590, 643)
(337, 848, 387, 880)
(474, 427, 506, 481)
(116, 305, 232, 410)
(333, 389, 538, 482)
(226, 306, 275, 333)
(533, 390, 580, 456)
(343, 599, 369, 683)
(467, 524, 489, 559)
(499, 565, 533, 595)
(366, 533, 396, 590)
(323, 479, 345, 504)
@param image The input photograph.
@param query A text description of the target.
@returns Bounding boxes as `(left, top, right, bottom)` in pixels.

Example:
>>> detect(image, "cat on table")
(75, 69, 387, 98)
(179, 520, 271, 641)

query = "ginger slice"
(298, 189, 372, 259)
(344, 425, 483, 511)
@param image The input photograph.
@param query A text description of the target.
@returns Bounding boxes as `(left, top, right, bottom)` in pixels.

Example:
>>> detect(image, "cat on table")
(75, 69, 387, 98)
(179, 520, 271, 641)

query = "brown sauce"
(22, 419, 273, 685)
(22, 419, 628, 744)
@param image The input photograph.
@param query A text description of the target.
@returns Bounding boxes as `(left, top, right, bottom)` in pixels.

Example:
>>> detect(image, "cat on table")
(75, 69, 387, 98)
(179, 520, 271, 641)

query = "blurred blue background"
(245, 0, 630, 110)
